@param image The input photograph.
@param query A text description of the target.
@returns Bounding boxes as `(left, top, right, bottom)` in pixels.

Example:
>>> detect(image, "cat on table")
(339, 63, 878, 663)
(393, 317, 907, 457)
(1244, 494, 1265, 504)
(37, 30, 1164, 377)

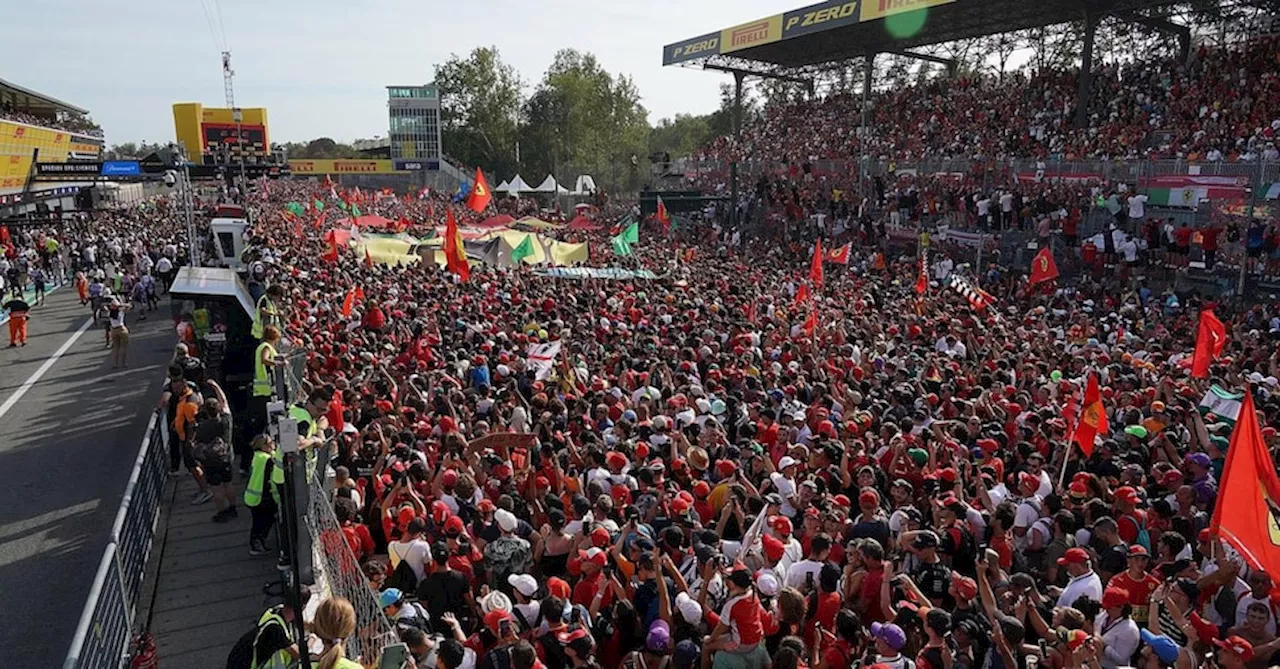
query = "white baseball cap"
(507, 573, 538, 598)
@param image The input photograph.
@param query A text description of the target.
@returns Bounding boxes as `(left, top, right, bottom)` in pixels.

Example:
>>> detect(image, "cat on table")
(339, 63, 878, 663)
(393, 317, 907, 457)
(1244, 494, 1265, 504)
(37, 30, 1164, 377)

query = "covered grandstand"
(0, 77, 103, 213)
(662, 0, 1271, 223)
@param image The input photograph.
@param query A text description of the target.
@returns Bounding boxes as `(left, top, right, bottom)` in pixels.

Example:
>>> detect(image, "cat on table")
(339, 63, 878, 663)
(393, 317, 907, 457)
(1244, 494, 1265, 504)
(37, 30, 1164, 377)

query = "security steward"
(226, 587, 310, 668)
(246, 325, 282, 474)
(250, 284, 285, 340)
(3, 294, 31, 347)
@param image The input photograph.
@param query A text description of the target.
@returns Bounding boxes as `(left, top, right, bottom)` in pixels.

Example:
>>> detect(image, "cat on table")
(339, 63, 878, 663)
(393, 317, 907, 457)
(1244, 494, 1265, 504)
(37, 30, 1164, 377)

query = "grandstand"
(0, 77, 104, 210)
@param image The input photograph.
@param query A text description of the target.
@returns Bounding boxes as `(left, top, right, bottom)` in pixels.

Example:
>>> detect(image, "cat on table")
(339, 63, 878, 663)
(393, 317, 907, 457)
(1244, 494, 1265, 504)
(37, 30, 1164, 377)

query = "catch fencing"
(63, 410, 168, 669)
(304, 468, 399, 662)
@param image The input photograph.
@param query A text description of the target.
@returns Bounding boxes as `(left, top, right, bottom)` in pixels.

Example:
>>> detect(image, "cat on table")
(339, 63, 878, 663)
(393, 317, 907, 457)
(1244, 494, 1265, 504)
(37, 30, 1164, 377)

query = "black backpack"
(225, 626, 255, 669)
(383, 550, 420, 593)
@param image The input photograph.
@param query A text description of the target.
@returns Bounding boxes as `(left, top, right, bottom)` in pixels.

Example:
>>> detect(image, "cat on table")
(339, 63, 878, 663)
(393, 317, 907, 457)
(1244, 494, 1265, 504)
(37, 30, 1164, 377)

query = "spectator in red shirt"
(706, 564, 769, 669)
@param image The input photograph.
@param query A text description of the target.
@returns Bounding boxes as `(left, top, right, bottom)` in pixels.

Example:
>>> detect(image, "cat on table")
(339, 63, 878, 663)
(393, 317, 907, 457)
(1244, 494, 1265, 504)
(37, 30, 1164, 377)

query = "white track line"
(0, 316, 95, 421)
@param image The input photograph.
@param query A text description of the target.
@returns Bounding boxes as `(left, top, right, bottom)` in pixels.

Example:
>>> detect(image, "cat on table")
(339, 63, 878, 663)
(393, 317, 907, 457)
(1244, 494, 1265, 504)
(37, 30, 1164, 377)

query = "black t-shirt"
(913, 560, 954, 608)
(1099, 543, 1129, 576)
(418, 568, 471, 627)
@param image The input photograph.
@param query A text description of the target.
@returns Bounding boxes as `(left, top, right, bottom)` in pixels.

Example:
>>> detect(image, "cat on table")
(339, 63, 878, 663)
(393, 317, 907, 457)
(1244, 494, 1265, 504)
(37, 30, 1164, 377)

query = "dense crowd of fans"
(697, 36, 1280, 165)
(0, 102, 105, 137)
(194, 168, 1280, 669)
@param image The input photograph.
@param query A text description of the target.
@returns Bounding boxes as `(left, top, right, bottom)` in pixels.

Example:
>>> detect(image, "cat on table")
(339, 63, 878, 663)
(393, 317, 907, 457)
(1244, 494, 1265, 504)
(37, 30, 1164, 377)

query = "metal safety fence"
(304, 469, 398, 661)
(63, 410, 167, 669)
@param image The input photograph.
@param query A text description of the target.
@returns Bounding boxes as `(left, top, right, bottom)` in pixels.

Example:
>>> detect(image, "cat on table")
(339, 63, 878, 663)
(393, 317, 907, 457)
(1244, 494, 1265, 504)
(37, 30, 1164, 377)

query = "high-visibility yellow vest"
(251, 294, 277, 339)
(244, 451, 273, 507)
(268, 405, 317, 485)
(251, 606, 293, 669)
(252, 341, 276, 397)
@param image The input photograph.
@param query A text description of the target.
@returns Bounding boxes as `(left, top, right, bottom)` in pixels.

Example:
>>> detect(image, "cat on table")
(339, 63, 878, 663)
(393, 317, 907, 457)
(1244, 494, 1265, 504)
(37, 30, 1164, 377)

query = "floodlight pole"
(731, 71, 744, 229)
(1075, 10, 1098, 129)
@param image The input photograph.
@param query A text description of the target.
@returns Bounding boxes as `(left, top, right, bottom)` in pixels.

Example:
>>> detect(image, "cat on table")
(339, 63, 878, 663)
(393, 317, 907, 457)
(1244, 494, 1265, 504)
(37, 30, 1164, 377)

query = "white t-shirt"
(770, 472, 798, 518)
(1128, 194, 1148, 219)
(388, 538, 432, 581)
(785, 558, 824, 592)
(976, 198, 991, 216)
(1057, 570, 1103, 608)
(1000, 193, 1014, 212)
(1235, 593, 1277, 636)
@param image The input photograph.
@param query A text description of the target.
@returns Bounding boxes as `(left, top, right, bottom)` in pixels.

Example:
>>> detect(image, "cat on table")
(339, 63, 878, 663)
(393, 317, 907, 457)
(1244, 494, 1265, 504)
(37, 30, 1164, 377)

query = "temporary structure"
(497, 174, 532, 194)
(495, 179, 510, 192)
(533, 175, 570, 194)
(572, 175, 597, 195)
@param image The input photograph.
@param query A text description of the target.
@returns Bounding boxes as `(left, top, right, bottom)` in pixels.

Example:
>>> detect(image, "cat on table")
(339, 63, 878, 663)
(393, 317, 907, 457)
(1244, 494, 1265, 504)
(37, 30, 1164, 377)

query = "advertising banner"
(721, 15, 784, 53)
(859, 0, 954, 21)
(101, 161, 141, 176)
(288, 159, 399, 174)
(663, 32, 722, 65)
(783, 0, 859, 38)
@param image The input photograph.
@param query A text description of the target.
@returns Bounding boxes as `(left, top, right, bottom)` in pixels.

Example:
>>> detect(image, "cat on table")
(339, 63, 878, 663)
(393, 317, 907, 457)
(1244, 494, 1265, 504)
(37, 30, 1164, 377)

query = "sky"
(2, 0, 802, 145)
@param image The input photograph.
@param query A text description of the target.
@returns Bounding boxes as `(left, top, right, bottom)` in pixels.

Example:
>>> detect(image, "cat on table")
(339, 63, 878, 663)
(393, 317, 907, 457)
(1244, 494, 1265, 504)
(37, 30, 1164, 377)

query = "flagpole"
(1057, 444, 1072, 492)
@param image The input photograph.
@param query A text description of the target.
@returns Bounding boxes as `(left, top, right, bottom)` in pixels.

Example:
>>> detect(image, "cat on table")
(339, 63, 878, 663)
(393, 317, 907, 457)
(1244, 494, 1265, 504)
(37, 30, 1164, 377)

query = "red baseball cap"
(590, 526, 612, 548)
(771, 515, 793, 536)
(692, 481, 711, 498)
(444, 515, 466, 536)
(1102, 586, 1130, 608)
(1214, 636, 1255, 661)
(951, 574, 977, 599)
(578, 547, 608, 567)
(1114, 486, 1140, 504)
(441, 469, 458, 488)
(1057, 547, 1090, 565)
(547, 577, 571, 599)
(484, 609, 514, 636)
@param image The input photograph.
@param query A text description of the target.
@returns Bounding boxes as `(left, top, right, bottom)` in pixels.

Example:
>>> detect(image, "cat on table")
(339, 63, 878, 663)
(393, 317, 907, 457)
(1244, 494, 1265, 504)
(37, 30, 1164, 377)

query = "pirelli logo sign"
(859, 0, 954, 21)
(720, 15, 783, 53)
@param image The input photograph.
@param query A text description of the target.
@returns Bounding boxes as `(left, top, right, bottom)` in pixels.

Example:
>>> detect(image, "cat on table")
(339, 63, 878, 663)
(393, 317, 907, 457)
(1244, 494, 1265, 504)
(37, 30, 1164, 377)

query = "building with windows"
(386, 85, 442, 170)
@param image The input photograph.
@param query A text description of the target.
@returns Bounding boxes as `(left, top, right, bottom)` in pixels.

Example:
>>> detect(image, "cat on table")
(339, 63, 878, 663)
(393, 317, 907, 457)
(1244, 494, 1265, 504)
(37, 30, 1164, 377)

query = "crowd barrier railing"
(62, 409, 167, 669)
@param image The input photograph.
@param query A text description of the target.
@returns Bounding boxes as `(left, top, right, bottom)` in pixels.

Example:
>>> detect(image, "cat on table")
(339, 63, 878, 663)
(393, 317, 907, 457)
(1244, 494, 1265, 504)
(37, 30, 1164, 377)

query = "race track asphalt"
(0, 285, 175, 666)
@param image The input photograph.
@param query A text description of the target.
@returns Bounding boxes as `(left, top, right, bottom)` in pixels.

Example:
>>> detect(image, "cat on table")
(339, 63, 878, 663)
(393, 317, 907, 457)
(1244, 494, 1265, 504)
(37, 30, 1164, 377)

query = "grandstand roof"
(663, 0, 1185, 75)
(0, 77, 88, 115)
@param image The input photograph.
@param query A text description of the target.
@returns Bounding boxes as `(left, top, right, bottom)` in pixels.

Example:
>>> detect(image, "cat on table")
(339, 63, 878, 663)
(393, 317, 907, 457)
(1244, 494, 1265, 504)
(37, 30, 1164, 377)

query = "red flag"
(915, 255, 928, 295)
(825, 243, 851, 265)
(1210, 389, 1280, 578)
(321, 235, 339, 263)
(365, 247, 375, 268)
(794, 283, 810, 307)
(1029, 247, 1060, 285)
(312, 211, 326, 230)
(396, 215, 410, 233)
(341, 287, 357, 318)
(355, 286, 365, 302)
(293, 217, 302, 238)
(744, 301, 756, 325)
(466, 168, 492, 213)
(809, 240, 824, 287)
(803, 310, 818, 336)
(444, 209, 470, 281)
(1074, 372, 1108, 457)
(656, 196, 672, 233)
(1192, 308, 1227, 378)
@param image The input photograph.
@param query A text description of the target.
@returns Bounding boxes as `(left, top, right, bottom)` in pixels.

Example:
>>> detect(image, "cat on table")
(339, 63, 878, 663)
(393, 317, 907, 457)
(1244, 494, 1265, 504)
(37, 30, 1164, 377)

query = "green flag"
(510, 235, 535, 264)
(313, 199, 324, 212)
(612, 235, 633, 257)
(337, 201, 350, 212)
(286, 201, 305, 216)
(621, 221, 639, 244)
(351, 205, 362, 217)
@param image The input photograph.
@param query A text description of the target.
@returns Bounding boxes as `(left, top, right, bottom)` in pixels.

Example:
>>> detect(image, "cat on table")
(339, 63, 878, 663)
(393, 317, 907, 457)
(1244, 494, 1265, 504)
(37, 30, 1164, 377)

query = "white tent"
(533, 175, 570, 194)
(496, 179, 510, 192)
(572, 175, 597, 195)
(497, 174, 532, 194)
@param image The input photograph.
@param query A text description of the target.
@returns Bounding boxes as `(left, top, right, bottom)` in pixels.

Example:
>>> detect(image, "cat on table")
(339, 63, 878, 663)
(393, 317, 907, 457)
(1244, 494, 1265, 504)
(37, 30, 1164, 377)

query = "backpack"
(1123, 514, 1151, 552)
(225, 626, 256, 669)
(384, 546, 420, 593)
(395, 602, 432, 635)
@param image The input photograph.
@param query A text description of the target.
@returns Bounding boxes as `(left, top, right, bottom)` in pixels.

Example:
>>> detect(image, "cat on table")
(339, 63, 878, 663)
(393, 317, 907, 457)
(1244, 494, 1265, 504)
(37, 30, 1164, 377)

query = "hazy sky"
(3, 0, 799, 145)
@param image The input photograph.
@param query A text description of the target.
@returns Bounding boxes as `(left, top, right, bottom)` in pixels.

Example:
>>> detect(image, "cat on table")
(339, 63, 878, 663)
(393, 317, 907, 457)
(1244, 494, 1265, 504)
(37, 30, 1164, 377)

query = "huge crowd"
(697, 36, 1280, 166)
(0, 102, 105, 137)
(159, 164, 1280, 669)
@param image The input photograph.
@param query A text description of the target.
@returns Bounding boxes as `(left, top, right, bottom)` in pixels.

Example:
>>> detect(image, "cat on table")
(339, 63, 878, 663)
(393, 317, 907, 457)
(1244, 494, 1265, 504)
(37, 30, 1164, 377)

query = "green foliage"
(434, 46, 524, 177)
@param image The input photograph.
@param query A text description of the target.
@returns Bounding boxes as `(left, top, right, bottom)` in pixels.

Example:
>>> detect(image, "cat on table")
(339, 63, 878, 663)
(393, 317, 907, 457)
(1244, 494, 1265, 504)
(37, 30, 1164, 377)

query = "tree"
(520, 49, 649, 189)
(434, 46, 524, 177)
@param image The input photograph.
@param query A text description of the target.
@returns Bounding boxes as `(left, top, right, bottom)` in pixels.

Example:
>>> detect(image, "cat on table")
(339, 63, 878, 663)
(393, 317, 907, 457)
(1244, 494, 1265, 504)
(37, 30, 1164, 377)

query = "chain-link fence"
(64, 410, 168, 669)
(304, 469, 398, 661)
